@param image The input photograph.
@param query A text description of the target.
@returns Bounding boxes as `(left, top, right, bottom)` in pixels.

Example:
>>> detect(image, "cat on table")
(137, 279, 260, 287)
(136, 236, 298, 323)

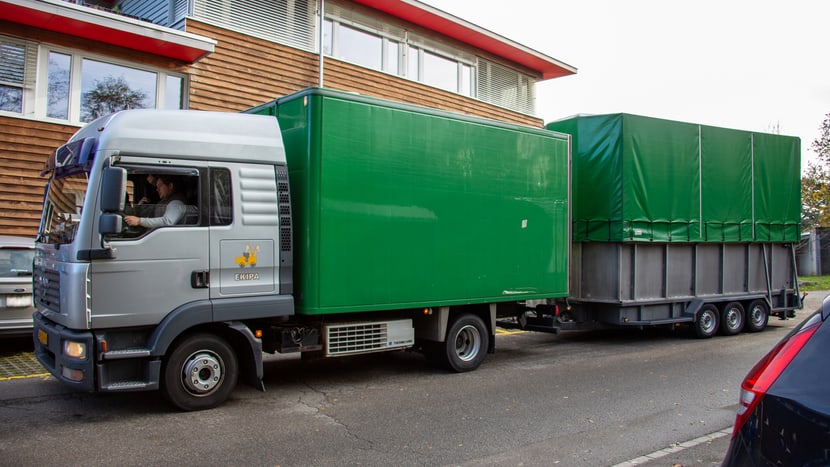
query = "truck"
(31, 88, 801, 411)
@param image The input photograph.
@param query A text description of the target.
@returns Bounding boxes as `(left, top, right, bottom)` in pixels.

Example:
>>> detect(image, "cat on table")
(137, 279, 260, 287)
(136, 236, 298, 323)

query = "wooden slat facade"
(0, 117, 77, 236)
(184, 20, 544, 127)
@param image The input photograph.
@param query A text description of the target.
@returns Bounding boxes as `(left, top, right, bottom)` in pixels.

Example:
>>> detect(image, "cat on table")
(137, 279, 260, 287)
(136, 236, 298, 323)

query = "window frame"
(324, 14, 477, 98)
(27, 43, 189, 124)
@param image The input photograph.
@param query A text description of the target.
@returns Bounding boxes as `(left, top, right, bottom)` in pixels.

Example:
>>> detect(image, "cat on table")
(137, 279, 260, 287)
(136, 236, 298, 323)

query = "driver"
(124, 175, 186, 228)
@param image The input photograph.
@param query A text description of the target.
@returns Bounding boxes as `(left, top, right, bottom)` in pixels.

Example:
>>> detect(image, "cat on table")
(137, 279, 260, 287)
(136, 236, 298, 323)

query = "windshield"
(0, 247, 34, 277)
(40, 173, 89, 245)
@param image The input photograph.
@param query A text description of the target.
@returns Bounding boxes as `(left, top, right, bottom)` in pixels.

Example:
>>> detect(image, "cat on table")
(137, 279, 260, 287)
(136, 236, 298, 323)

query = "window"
(0, 41, 187, 124)
(423, 50, 461, 94)
(323, 11, 477, 99)
(47, 52, 71, 119)
(324, 20, 394, 74)
(210, 168, 233, 226)
(110, 166, 201, 239)
(0, 38, 26, 113)
(79, 59, 157, 121)
(0, 247, 34, 279)
(191, 0, 316, 52)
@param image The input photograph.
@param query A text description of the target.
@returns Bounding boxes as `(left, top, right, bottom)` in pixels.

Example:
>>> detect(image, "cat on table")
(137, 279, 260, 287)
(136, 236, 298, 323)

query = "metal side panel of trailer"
(569, 242, 801, 326)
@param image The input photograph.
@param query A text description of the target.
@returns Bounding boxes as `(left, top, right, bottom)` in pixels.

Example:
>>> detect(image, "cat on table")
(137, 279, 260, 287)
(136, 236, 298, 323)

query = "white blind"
(192, 0, 317, 52)
(478, 58, 535, 115)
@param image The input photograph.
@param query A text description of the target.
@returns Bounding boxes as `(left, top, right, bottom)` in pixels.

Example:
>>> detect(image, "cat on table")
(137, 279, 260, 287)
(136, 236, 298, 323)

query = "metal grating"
(0, 352, 48, 379)
(276, 165, 292, 252)
(326, 322, 387, 356)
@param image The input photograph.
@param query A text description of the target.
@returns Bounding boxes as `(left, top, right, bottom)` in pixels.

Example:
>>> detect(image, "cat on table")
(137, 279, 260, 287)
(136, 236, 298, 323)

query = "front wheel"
(426, 314, 489, 372)
(745, 299, 769, 333)
(162, 333, 238, 411)
(693, 304, 719, 338)
(719, 302, 745, 335)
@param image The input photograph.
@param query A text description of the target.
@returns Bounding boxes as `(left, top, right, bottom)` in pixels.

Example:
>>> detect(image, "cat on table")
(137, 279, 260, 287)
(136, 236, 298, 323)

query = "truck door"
(88, 161, 209, 329)
(207, 163, 281, 301)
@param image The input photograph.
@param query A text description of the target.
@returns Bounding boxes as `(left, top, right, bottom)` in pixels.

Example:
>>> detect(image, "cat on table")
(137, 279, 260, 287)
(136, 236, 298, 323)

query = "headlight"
(63, 340, 87, 359)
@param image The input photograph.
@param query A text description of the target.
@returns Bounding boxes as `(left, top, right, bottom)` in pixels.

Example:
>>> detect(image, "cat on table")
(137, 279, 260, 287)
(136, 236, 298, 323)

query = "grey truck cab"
(33, 109, 295, 410)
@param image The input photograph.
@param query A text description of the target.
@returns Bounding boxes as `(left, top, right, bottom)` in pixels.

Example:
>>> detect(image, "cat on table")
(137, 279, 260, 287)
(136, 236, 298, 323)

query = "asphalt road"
(0, 292, 824, 466)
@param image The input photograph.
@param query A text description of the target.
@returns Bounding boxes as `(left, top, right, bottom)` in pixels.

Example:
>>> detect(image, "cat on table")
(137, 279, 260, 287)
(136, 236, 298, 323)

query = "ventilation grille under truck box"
(324, 320, 414, 357)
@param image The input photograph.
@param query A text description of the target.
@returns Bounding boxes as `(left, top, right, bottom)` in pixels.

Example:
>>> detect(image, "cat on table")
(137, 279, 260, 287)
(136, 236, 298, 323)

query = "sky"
(422, 0, 830, 169)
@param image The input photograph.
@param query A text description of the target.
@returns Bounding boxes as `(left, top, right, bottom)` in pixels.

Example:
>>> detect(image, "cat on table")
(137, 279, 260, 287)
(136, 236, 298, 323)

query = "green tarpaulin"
(547, 114, 800, 243)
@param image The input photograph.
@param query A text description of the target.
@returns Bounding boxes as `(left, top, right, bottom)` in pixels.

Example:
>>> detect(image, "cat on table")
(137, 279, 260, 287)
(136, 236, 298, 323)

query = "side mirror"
(100, 166, 126, 213)
(99, 213, 123, 236)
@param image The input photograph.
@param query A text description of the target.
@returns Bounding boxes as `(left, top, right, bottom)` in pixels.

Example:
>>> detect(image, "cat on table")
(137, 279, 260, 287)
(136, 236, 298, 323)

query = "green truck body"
(249, 88, 571, 316)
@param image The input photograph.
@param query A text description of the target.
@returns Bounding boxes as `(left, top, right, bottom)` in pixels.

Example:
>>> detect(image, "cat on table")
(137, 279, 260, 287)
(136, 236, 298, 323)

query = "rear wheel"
(745, 299, 770, 333)
(719, 302, 745, 335)
(162, 333, 238, 411)
(426, 314, 489, 372)
(694, 304, 719, 338)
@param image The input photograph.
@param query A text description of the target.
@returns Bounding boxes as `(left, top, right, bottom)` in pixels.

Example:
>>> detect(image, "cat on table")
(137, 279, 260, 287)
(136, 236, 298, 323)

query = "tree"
(81, 76, 146, 122)
(802, 113, 830, 230)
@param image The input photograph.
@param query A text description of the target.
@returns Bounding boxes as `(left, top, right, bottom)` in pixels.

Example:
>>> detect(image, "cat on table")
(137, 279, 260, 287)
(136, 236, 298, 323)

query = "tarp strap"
(698, 125, 703, 238)
(751, 134, 756, 240)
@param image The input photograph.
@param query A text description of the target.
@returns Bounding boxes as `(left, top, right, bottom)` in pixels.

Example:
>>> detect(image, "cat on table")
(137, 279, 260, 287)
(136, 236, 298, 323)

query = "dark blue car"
(722, 295, 830, 465)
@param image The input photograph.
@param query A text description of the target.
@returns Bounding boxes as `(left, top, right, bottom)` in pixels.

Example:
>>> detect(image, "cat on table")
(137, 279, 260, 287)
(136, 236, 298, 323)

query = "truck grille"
(33, 265, 61, 313)
(325, 320, 414, 356)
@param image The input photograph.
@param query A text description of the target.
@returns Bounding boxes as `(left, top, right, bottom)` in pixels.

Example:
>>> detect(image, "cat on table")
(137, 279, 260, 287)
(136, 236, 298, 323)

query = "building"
(0, 0, 576, 236)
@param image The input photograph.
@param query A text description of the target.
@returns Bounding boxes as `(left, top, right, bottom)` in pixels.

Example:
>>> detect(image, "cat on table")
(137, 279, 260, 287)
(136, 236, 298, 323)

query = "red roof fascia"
(350, 0, 574, 79)
(0, 1, 210, 63)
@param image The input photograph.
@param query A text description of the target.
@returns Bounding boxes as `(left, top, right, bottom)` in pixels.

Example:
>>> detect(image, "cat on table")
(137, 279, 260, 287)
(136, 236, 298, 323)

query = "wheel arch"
(147, 302, 264, 390)
(414, 303, 496, 353)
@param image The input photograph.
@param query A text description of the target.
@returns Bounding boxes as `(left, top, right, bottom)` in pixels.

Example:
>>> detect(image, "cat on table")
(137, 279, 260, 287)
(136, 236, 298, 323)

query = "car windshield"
(39, 173, 89, 245)
(0, 248, 34, 277)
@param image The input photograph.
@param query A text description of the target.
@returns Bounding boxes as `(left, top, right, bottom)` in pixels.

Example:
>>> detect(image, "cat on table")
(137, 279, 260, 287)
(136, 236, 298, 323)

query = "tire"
(426, 314, 489, 373)
(694, 304, 719, 338)
(719, 301, 745, 335)
(745, 299, 770, 333)
(162, 333, 238, 411)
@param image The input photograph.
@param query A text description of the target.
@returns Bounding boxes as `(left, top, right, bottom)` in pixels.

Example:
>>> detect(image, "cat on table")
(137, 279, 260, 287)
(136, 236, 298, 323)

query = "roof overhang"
(350, 0, 576, 80)
(0, 0, 215, 63)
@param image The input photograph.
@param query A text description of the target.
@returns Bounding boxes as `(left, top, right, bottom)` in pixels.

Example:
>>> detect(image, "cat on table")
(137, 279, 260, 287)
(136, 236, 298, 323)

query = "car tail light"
(732, 313, 823, 438)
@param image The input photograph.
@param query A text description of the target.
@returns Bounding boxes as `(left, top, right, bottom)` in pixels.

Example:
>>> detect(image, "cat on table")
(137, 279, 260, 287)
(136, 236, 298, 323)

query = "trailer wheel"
(719, 302, 745, 335)
(745, 299, 769, 333)
(427, 314, 489, 373)
(162, 333, 238, 411)
(693, 304, 719, 338)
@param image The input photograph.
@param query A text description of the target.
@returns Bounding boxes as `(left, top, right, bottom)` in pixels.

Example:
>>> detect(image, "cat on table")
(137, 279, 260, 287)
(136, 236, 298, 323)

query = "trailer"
(541, 114, 802, 336)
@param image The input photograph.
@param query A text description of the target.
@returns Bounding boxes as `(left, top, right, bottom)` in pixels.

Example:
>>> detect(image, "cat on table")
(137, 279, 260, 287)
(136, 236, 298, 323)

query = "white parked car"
(0, 235, 35, 336)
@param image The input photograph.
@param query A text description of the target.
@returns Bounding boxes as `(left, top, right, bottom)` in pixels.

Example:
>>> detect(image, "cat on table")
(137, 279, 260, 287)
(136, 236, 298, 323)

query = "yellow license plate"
(38, 329, 48, 346)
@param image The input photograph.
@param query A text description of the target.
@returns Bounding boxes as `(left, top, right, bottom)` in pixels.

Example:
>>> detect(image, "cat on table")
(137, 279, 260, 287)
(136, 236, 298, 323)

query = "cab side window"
(210, 168, 232, 226)
(112, 167, 201, 239)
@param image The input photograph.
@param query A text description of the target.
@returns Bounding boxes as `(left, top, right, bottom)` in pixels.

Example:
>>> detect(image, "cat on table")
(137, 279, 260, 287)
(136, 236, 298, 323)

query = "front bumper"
(32, 312, 95, 392)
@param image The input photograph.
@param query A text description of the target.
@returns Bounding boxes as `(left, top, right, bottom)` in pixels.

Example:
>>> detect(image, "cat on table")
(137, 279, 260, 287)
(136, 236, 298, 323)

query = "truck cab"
(33, 110, 294, 410)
